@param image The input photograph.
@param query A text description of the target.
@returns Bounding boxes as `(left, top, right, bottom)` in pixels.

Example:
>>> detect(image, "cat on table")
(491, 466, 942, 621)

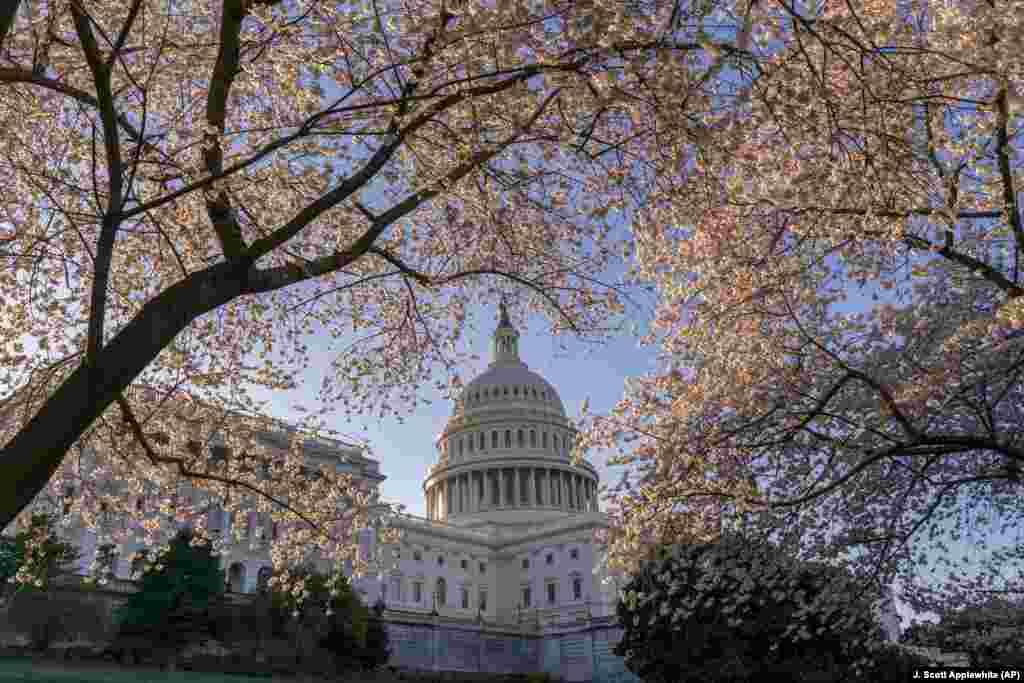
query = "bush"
(613, 533, 890, 683)
(861, 643, 934, 683)
(356, 603, 392, 670)
(111, 528, 226, 664)
(0, 513, 80, 597)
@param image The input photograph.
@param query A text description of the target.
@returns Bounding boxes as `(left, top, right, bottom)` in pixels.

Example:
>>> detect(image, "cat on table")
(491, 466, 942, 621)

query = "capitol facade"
(371, 302, 615, 624)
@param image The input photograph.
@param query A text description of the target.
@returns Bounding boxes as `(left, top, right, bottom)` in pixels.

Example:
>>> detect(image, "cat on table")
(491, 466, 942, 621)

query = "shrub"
(613, 533, 890, 683)
(111, 528, 226, 664)
(860, 643, 934, 683)
(0, 513, 80, 597)
(356, 602, 392, 670)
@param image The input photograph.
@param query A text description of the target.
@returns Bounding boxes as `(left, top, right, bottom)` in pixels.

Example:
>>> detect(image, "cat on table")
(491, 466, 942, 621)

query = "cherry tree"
(579, 0, 1024, 619)
(0, 0, 741, 590)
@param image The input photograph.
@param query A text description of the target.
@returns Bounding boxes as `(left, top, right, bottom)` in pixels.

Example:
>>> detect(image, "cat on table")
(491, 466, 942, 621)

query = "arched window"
(492, 431, 498, 449)
(542, 432, 548, 448)
(517, 430, 524, 447)
(257, 566, 273, 593)
(436, 577, 447, 607)
(530, 430, 536, 447)
(468, 435, 474, 452)
(513, 386, 519, 396)
(479, 432, 485, 450)
(505, 430, 512, 448)
(459, 439, 464, 456)
(228, 562, 246, 593)
(503, 386, 508, 396)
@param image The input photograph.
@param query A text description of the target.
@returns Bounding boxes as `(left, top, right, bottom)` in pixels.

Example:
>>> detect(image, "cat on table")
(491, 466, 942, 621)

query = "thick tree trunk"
(0, 263, 248, 532)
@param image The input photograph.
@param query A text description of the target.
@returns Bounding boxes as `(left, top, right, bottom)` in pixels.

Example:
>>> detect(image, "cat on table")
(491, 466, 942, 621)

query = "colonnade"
(426, 466, 598, 520)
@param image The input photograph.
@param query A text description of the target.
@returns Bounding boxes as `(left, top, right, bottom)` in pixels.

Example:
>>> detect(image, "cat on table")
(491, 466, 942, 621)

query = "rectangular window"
(522, 586, 532, 608)
(547, 582, 557, 605)
(546, 553, 553, 565)
(479, 589, 488, 611)
(381, 581, 388, 601)
(413, 582, 422, 603)
(460, 559, 468, 570)
(570, 548, 578, 560)
(462, 588, 470, 609)
(522, 558, 529, 570)
(573, 577, 582, 600)
(391, 577, 402, 602)
(479, 562, 487, 574)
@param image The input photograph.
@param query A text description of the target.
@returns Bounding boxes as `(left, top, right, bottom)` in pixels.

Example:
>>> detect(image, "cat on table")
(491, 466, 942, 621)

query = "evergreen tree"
(112, 528, 226, 665)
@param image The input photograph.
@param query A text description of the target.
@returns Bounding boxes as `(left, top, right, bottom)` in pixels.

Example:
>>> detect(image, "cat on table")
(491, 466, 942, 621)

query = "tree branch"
(203, 0, 249, 261)
(70, 1, 124, 373)
(0, 0, 21, 52)
(246, 87, 560, 294)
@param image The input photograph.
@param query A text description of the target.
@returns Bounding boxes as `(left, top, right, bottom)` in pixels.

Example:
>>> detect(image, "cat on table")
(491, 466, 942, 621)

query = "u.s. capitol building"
(370, 302, 614, 624)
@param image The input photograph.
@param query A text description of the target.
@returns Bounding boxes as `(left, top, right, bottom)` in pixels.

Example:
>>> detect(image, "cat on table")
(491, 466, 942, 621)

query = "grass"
(0, 657, 329, 683)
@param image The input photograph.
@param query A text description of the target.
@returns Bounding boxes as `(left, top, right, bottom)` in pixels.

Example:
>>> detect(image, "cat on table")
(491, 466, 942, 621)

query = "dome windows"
(530, 430, 536, 447)
(513, 386, 519, 396)
(542, 432, 548, 449)
(505, 430, 512, 448)
(479, 433, 485, 450)
(492, 431, 498, 449)
(517, 430, 524, 447)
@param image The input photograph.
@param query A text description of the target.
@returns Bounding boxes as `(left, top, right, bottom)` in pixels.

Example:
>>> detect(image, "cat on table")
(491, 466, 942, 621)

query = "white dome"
(424, 303, 598, 525)
(458, 361, 565, 417)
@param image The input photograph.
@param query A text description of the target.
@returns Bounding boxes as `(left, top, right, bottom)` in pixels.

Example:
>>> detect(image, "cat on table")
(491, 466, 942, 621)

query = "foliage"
(572, 0, 1024, 619)
(4, 590, 108, 652)
(904, 599, 1024, 668)
(854, 643, 934, 683)
(355, 601, 392, 670)
(112, 528, 226, 658)
(613, 535, 890, 683)
(0, 0, 655, 583)
(0, 513, 80, 596)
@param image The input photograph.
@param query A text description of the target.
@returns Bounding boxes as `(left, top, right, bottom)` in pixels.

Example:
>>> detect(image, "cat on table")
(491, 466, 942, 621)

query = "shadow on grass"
(0, 656, 336, 683)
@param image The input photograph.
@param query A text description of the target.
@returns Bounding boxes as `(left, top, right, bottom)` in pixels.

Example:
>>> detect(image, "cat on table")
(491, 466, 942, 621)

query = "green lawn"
(0, 657, 305, 683)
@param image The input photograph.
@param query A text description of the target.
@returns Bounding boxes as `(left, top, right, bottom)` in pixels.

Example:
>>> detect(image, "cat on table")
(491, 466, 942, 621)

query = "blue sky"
(243, 299, 660, 519)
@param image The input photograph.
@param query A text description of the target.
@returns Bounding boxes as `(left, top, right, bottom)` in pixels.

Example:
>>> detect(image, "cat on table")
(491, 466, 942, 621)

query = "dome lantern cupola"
(492, 300, 521, 366)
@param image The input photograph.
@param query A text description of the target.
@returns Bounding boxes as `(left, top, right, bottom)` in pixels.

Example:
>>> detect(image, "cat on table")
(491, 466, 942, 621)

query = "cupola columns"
(492, 301, 522, 365)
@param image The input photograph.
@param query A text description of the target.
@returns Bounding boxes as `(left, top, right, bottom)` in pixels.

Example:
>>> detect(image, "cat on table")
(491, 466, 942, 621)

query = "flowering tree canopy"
(0, 0, 735, 587)
(578, 0, 1024, 618)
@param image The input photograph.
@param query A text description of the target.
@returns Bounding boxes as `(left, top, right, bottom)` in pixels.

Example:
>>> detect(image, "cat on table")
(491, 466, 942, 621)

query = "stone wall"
(383, 614, 641, 683)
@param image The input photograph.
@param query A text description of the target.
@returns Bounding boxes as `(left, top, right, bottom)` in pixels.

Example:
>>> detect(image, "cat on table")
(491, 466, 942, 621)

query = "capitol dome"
(424, 303, 599, 526)
(456, 305, 566, 420)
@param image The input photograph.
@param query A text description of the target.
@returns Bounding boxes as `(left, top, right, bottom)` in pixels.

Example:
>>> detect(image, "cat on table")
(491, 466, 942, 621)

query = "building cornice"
(425, 455, 597, 486)
(386, 511, 607, 553)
